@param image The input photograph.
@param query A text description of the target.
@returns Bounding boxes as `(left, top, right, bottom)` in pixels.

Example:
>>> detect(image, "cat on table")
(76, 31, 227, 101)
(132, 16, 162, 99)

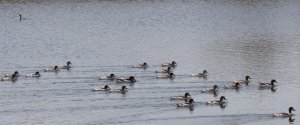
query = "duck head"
(184, 93, 191, 97)
(289, 107, 296, 113)
(220, 96, 226, 101)
(127, 76, 136, 82)
(35, 71, 40, 75)
(104, 85, 109, 89)
(110, 74, 115, 78)
(14, 71, 19, 75)
(54, 66, 59, 70)
(171, 61, 177, 66)
(121, 86, 127, 90)
(213, 85, 219, 90)
(271, 79, 277, 85)
(203, 70, 208, 74)
(167, 67, 172, 71)
(189, 99, 194, 104)
(67, 61, 72, 66)
(143, 62, 148, 66)
(169, 73, 175, 78)
(245, 76, 251, 81)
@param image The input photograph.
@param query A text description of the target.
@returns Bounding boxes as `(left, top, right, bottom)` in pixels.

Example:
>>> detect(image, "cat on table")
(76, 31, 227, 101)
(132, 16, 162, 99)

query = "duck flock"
(1, 61, 296, 119)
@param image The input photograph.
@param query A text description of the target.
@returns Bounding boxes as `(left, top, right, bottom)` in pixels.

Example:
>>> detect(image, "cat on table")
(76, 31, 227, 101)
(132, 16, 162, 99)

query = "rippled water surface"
(0, 0, 300, 125)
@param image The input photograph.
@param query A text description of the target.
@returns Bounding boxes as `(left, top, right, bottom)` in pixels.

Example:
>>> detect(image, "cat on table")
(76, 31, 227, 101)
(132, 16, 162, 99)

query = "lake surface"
(0, 0, 300, 125)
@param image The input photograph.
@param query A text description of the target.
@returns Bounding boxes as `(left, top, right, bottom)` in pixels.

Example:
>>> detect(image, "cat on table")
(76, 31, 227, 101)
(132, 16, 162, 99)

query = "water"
(0, 0, 300, 124)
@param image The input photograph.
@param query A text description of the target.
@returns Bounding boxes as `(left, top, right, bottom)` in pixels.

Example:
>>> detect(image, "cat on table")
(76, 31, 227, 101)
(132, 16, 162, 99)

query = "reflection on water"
(0, 0, 300, 125)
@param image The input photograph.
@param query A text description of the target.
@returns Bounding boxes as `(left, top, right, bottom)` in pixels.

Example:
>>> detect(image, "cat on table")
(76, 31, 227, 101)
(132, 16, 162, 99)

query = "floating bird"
(273, 107, 296, 117)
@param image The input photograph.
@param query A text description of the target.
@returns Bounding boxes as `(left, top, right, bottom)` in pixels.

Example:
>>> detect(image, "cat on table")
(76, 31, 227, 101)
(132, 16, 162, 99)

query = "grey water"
(0, 0, 300, 124)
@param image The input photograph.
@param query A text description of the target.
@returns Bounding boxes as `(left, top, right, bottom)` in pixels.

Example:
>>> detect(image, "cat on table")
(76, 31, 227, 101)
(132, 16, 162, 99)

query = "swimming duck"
(1, 73, 19, 81)
(92, 85, 111, 91)
(191, 70, 208, 77)
(116, 76, 136, 83)
(99, 74, 116, 80)
(109, 86, 128, 93)
(156, 72, 175, 79)
(273, 107, 296, 117)
(58, 61, 72, 69)
(132, 62, 148, 68)
(259, 79, 277, 87)
(224, 82, 240, 89)
(170, 93, 191, 100)
(161, 61, 177, 67)
(177, 99, 194, 107)
(26, 71, 41, 77)
(201, 85, 219, 93)
(44, 66, 59, 72)
(233, 76, 251, 85)
(4, 71, 20, 77)
(155, 67, 172, 73)
(207, 96, 227, 105)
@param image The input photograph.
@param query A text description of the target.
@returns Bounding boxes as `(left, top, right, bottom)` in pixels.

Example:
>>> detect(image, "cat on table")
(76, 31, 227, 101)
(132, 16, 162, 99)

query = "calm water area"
(0, 0, 300, 125)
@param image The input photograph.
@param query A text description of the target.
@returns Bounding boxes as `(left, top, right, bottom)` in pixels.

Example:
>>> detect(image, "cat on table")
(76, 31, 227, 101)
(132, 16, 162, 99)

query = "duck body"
(161, 61, 177, 67)
(132, 62, 148, 68)
(92, 85, 111, 91)
(44, 66, 59, 72)
(26, 72, 41, 77)
(156, 73, 175, 79)
(109, 86, 128, 93)
(99, 74, 116, 80)
(233, 76, 251, 85)
(58, 61, 72, 69)
(170, 93, 191, 100)
(201, 85, 219, 93)
(207, 96, 227, 105)
(259, 79, 277, 88)
(177, 99, 194, 107)
(1, 75, 18, 81)
(273, 107, 296, 117)
(155, 67, 172, 73)
(224, 83, 240, 89)
(116, 76, 136, 83)
(191, 70, 208, 77)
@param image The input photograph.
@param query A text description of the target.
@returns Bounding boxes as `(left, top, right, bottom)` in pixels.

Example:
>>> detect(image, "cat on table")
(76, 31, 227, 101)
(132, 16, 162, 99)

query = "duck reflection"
(289, 116, 295, 124)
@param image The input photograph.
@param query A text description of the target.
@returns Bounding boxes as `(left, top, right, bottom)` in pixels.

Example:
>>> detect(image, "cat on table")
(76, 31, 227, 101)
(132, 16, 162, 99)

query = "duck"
(132, 62, 148, 68)
(206, 96, 227, 105)
(156, 72, 175, 79)
(259, 79, 277, 88)
(273, 107, 296, 117)
(170, 93, 191, 100)
(161, 61, 177, 67)
(92, 85, 111, 91)
(155, 67, 172, 73)
(4, 71, 20, 77)
(26, 71, 41, 77)
(233, 75, 251, 85)
(58, 61, 72, 69)
(99, 74, 116, 80)
(177, 99, 194, 107)
(191, 70, 208, 77)
(109, 86, 128, 93)
(1, 73, 19, 81)
(201, 85, 219, 93)
(44, 66, 59, 72)
(224, 82, 240, 89)
(116, 76, 136, 83)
